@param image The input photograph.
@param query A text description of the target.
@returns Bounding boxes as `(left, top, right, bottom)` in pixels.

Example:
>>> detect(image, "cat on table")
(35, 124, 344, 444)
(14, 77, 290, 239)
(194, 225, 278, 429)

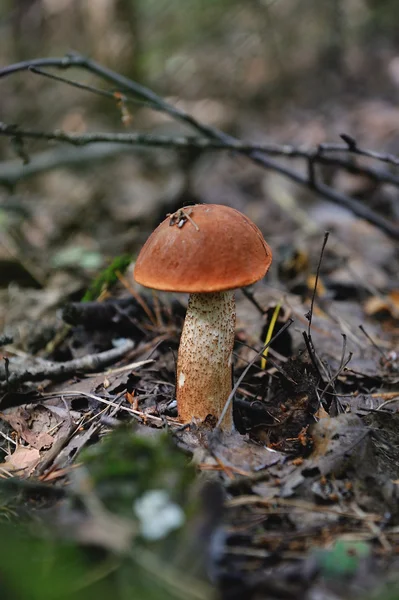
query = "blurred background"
(1, 0, 399, 336)
(1, 4, 399, 599)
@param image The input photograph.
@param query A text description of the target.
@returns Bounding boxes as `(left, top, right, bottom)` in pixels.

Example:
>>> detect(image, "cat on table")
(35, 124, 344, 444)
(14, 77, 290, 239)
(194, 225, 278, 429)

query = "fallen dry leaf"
(3, 446, 41, 473)
(0, 407, 54, 450)
(364, 291, 399, 322)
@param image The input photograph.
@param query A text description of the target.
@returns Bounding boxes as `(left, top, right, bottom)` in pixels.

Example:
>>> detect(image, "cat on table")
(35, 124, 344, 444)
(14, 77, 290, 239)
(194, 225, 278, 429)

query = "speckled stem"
(176, 291, 235, 431)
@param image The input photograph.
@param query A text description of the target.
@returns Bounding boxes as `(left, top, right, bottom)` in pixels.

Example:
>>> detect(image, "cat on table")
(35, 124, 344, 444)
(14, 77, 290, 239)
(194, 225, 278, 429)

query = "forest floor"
(1, 55, 399, 600)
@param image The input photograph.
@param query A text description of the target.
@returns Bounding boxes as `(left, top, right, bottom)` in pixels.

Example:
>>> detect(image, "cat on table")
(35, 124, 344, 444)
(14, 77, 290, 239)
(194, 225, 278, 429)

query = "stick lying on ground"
(0, 339, 136, 389)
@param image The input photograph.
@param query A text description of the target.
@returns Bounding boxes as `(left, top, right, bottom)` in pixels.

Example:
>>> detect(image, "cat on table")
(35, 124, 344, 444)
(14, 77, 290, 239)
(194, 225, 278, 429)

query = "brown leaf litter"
(0, 248, 399, 599)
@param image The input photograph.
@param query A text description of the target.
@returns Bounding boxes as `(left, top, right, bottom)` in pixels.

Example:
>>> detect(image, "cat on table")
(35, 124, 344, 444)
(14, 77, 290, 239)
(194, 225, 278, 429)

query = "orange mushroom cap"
(134, 204, 272, 293)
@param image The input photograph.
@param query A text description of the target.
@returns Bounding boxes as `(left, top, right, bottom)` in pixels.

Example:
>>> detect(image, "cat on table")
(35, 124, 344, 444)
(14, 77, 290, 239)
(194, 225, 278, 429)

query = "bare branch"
(2, 122, 399, 187)
(0, 142, 137, 188)
(1, 53, 399, 239)
(0, 338, 136, 389)
(337, 133, 399, 167)
(28, 66, 156, 110)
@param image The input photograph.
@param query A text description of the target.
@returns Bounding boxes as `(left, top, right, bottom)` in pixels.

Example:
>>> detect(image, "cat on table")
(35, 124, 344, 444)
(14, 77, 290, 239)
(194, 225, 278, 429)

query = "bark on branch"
(0, 53, 398, 239)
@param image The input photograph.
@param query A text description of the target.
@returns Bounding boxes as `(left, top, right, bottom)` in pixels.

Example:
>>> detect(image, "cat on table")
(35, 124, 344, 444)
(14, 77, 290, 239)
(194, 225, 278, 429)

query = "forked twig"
(0, 54, 398, 239)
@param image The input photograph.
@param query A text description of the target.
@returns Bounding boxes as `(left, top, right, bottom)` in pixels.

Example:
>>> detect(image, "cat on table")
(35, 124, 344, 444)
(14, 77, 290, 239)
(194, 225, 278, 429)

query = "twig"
(0, 54, 398, 238)
(215, 319, 293, 430)
(226, 457, 281, 491)
(306, 231, 330, 336)
(0, 339, 136, 389)
(377, 396, 399, 411)
(318, 348, 353, 405)
(115, 271, 157, 326)
(1, 123, 399, 188)
(42, 389, 181, 428)
(240, 287, 266, 314)
(339, 333, 348, 371)
(338, 133, 399, 167)
(358, 324, 389, 361)
(302, 331, 324, 383)
(350, 502, 391, 552)
(227, 495, 383, 523)
(0, 143, 136, 188)
(28, 66, 155, 110)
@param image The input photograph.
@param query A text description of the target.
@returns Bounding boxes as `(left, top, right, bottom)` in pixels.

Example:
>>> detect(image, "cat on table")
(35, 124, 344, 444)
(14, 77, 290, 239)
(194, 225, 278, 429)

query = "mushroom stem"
(176, 291, 235, 431)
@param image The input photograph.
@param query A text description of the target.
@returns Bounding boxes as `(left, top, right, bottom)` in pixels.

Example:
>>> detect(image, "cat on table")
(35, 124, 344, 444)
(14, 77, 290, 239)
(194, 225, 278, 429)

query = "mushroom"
(134, 204, 272, 431)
